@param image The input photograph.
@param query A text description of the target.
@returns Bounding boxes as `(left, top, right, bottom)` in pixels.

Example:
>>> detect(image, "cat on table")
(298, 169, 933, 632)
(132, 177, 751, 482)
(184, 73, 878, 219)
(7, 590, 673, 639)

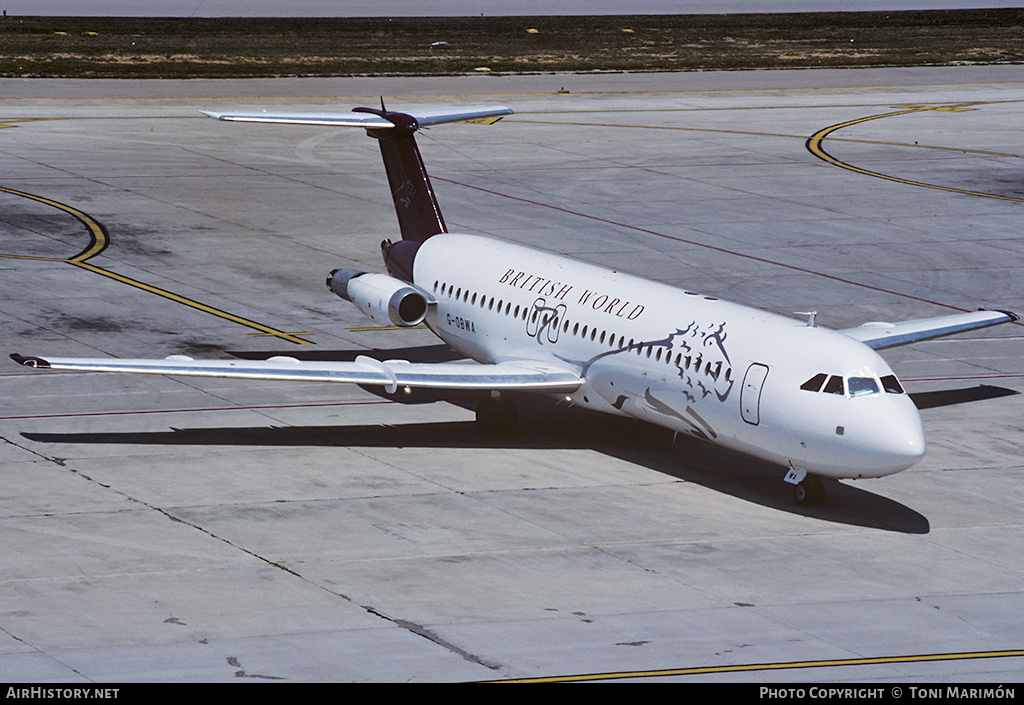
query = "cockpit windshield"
(847, 377, 880, 396)
(880, 375, 904, 394)
(801, 372, 904, 397)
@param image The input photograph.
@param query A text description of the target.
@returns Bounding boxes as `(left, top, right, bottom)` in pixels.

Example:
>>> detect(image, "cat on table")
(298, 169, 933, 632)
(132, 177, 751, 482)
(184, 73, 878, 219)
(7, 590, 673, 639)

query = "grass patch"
(2, 10, 1022, 78)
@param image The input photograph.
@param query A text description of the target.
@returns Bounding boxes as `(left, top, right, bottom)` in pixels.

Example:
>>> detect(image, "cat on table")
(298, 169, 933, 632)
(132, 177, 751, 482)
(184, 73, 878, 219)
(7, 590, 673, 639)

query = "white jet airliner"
(12, 104, 1018, 505)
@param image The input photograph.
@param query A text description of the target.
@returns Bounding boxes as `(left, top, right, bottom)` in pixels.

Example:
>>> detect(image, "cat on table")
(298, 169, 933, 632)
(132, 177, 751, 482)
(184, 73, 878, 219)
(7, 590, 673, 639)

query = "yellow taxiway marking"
(248, 331, 313, 338)
(0, 186, 313, 344)
(521, 99, 1023, 203)
(805, 101, 1024, 202)
(494, 648, 1024, 683)
(0, 186, 109, 262)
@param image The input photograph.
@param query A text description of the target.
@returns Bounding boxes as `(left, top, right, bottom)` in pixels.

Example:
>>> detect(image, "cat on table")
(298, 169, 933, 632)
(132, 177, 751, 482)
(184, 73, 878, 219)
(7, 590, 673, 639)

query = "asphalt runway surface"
(1, 67, 1022, 682)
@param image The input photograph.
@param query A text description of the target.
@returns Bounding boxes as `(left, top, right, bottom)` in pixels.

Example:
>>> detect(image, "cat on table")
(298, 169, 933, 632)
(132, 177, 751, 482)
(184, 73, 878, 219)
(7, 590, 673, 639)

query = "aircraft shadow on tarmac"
(908, 384, 1019, 410)
(26, 346, 1018, 535)
(23, 394, 942, 535)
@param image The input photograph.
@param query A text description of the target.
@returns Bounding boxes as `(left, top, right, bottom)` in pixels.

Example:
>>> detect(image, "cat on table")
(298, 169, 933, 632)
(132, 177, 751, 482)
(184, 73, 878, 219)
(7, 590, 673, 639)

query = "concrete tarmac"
(1, 67, 1022, 682)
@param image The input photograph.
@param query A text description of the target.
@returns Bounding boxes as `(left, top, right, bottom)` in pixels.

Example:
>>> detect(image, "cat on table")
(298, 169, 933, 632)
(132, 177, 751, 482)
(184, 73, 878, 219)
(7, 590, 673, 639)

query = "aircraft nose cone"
(871, 399, 926, 475)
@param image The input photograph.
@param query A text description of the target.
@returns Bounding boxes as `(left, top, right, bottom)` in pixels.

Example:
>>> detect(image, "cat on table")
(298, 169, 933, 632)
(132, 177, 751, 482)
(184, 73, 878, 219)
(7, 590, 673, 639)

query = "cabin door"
(740, 363, 769, 425)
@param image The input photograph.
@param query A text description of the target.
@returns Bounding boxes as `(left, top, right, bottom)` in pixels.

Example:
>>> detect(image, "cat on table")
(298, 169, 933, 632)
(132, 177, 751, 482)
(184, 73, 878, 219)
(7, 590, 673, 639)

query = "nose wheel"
(793, 476, 826, 506)
(785, 466, 826, 505)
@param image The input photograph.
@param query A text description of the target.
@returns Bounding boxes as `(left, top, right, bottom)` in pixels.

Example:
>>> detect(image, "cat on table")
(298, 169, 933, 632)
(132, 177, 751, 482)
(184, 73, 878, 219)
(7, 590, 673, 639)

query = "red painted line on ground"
(0, 399, 394, 421)
(436, 176, 971, 313)
(3, 153, 971, 184)
(904, 374, 1024, 382)
(920, 335, 1024, 342)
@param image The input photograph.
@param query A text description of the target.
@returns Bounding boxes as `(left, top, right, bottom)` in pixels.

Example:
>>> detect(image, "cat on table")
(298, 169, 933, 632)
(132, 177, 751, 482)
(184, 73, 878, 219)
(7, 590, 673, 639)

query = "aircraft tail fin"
(203, 104, 511, 279)
(355, 104, 448, 245)
(203, 105, 510, 242)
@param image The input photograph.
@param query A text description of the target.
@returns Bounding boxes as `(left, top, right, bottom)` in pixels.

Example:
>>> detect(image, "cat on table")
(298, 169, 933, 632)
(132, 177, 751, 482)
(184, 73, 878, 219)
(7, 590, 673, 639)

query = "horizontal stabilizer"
(401, 105, 513, 126)
(10, 353, 580, 394)
(201, 110, 394, 128)
(201, 104, 512, 129)
(839, 309, 1018, 349)
(202, 102, 513, 254)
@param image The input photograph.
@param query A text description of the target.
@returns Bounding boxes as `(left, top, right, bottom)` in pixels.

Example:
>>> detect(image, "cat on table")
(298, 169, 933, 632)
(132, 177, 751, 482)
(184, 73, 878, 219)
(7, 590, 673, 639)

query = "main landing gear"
(785, 466, 826, 506)
(476, 394, 519, 435)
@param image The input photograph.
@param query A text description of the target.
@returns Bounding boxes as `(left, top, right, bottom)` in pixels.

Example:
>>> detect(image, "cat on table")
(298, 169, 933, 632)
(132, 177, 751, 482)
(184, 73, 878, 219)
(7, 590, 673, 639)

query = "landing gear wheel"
(793, 476, 826, 506)
(476, 396, 519, 436)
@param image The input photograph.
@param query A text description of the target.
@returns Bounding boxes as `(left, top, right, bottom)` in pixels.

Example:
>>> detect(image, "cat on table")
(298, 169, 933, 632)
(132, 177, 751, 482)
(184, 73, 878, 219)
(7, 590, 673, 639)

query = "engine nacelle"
(327, 268, 429, 327)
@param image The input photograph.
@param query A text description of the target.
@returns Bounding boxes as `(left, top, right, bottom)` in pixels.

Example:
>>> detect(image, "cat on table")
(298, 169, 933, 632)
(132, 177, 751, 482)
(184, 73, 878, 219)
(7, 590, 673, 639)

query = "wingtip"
(979, 308, 1020, 323)
(10, 353, 51, 369)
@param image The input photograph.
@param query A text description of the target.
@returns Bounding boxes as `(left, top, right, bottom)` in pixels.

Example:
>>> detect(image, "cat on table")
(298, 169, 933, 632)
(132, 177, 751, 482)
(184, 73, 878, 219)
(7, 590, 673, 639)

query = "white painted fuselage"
(414, 233, 926, 480)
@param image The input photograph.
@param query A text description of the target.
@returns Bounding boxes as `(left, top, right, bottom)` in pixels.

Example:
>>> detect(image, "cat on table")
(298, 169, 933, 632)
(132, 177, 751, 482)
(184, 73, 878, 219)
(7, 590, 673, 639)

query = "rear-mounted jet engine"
(326, 268, 430, 327)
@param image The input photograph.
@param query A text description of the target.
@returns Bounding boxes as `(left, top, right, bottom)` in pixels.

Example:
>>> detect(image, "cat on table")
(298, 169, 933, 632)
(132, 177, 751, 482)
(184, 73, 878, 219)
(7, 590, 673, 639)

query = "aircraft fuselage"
(415, 233, 926, 480)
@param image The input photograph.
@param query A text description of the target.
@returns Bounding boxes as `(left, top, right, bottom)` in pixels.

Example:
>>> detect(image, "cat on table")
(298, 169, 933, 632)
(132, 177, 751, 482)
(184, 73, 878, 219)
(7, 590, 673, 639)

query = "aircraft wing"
(201, 104, 512, 128)
(839, 309, 1018, 350)
(9, 353, 581, 394)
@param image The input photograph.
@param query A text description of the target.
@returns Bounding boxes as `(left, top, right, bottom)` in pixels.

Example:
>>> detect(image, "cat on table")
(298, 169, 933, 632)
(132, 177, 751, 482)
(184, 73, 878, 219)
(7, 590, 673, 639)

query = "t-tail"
(202, 103, 512, 280)
(355, 104, 447, 244)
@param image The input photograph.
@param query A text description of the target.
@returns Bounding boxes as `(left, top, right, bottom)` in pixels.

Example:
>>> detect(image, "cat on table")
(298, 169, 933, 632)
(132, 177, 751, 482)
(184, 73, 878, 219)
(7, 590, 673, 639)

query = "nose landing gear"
(793, 476, 826, 506)
(785, 466, 826, 506)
